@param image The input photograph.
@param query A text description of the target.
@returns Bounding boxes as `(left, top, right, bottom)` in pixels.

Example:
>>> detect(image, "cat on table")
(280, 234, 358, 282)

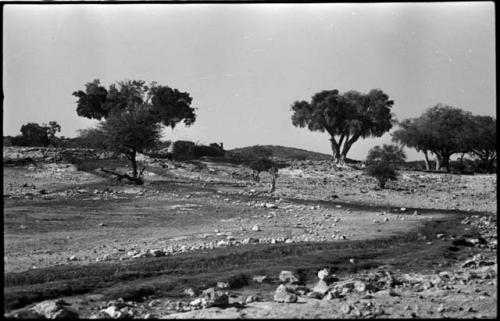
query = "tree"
(365, 144, 406, 189)
(46, 121, 61, 146)
(291, 89, 394, 164)
(73, 79, 196, 184)
(75, 127, 109, 149)
(248, 158, 279, 193)
(393, 104, 475, 172)
(467, 115, 496, 172)
(15, 121, 62, 147)
(416, 104, 472, 172)
(392, 118, 434, 170)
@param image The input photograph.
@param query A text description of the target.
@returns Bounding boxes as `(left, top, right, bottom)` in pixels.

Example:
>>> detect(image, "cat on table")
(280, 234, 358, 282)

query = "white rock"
(317, 268, 330, 280)
(252, 225, 261, 232)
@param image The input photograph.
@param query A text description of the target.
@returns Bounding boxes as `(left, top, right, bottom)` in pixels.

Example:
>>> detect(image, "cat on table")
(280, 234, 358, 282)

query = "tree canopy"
(12, 121, 61, 147)
(291, 89, 394, 163)
(393, 104, 475, 171)
(73, 79, 196, 127)
(467, 115, 496, 163)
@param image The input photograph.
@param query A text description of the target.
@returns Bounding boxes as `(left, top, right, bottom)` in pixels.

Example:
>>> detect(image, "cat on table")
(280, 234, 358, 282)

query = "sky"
(3, 3, 496, 161)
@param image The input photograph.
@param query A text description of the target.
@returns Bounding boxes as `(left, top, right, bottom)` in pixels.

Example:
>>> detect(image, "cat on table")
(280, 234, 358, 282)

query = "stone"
(217, 281, 230, 289)
(252, 275, 269, 284)
(251, 225, 261, 232)
(189, 298, 203, 307)
(322, 289, 341, 300)
(279, 270, 300, 284)
(430, 275, 442, 286)
(340, 304, 352, 314)
(312, 280, 330, 296)
(306, 291, 322, 299)
(354, 280, 367, 292)
(317, 268, 330, 281)
(32, 299, 78, 319)
(273, 284, 298, 303)
(201, 288, 229, 308)
(216, 240, 229, 247)
(436, 304, 445, 313)
(184, 288, 197, 297)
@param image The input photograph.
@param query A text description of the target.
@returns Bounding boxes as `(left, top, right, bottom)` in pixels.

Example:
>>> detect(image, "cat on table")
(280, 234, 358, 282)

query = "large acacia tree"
(291, 89, 394, 164)
(73, 79, 196, 183)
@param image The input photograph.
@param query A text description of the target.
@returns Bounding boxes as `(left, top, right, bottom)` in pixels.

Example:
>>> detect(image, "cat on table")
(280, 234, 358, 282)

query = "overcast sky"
(3, 3, 495, 161)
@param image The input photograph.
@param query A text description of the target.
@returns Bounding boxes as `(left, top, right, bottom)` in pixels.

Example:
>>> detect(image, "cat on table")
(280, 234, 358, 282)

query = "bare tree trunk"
(459, 153, 465, 173)
(330, 138, 342, 164)
(423, 150, 431, 171)
(435, 154, 441, 171)
(131, 148, 138, 178)
(101, 168, 144, 185)
(340, 134, 360, 165)
(269, 173, 276, 193)
(442, 154, 451, 172)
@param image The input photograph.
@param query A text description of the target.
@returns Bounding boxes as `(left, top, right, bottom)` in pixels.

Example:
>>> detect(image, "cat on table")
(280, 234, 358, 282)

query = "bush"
(172, 140, 195, 155)
(365, 163, 398, 188)
(192, 144, 225, 157)
(365, 144, 406, 189)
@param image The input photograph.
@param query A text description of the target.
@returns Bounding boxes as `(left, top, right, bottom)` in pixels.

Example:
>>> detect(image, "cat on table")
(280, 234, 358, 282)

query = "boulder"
(312, 280, 330, 296)
(201, 288, 229, 308)
(252, 275, 270, 284)
(32, 299, 78, 319)
(273, 284, 298, 303)
(279, 270, 299, 284)
(317, 268, 329, 281)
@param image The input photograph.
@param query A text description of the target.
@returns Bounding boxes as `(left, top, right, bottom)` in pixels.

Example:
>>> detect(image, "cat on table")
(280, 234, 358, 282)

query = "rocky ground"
(3, 148, 497, 319)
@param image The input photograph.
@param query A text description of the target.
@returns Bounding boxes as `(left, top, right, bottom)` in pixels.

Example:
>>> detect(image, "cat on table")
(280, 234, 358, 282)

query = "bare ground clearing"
(3, 158, 497, 318)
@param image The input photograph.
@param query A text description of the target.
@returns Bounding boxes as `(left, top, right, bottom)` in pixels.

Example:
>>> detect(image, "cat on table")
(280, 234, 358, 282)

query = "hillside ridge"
(228, 144, 333, 161)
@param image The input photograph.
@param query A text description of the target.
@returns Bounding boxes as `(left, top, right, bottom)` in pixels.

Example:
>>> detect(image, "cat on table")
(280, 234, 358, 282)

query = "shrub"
(365, 163, 398, 189)
(192, 144, 225, 157)
(365, 144, 406, 189)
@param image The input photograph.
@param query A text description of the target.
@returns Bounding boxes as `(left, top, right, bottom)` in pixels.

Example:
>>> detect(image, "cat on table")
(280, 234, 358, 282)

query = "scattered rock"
(201, 288, 229, 308)
(273, 284, 298, 303)
(252, 275, 269, 284)
(279, 270, 300, 284)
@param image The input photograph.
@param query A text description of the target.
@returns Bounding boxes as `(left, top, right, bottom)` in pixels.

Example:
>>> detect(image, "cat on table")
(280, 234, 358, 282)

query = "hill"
(227, 145, 333, 161)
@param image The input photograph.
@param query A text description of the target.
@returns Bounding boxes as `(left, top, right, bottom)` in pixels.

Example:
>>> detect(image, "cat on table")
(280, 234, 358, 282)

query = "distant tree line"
(4, 121, 61, 147)
(5, 82, 495, 181)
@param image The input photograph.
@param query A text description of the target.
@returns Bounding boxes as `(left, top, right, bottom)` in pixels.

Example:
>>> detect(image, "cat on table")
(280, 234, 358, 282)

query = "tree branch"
(100, 167, 144, 185)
